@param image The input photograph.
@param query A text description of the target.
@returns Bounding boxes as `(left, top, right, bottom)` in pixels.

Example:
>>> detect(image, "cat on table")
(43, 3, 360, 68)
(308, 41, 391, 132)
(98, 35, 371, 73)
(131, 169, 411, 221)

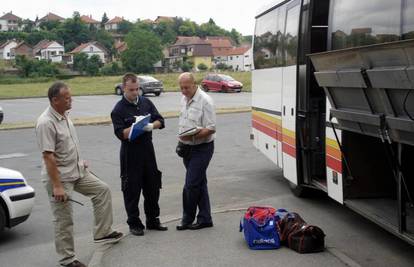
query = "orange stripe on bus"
(252, 115, 278, 131)
(326, 145, 341, 160)
(282, 134, 295, 147)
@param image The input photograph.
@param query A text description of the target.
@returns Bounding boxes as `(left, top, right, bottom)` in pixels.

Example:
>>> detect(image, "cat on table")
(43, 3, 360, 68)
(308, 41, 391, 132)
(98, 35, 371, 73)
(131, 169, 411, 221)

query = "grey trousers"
(44, 170, 114, 265)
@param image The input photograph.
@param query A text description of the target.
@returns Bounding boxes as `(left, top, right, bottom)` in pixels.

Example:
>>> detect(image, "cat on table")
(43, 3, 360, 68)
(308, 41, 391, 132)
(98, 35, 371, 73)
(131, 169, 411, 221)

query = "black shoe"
(147, 223, 168, 231)
(61, 260, 87, 267)
(94, 231, 124, 243)
(176, 224, 192, 231)
(130, 227, 144, 236)
(146, 218, 168, 231)
(189, 222, 213, 230)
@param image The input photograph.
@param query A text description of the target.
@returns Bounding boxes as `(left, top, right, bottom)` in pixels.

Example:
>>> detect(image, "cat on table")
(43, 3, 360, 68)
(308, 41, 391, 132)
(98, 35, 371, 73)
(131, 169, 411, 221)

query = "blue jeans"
(182, 141, 214, 224)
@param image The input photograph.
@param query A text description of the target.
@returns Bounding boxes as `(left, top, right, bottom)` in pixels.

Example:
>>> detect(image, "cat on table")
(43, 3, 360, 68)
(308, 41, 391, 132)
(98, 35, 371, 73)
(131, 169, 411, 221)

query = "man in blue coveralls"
(111, 73, 168, 236)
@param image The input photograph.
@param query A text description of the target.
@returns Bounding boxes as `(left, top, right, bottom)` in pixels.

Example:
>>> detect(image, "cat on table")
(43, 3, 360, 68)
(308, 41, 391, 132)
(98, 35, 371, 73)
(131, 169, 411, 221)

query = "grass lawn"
(0, 71, 251, 99)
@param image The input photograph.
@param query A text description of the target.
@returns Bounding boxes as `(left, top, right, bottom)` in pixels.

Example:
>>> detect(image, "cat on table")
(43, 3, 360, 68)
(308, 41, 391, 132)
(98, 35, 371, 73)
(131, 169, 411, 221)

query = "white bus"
(252, 0, 414, 244)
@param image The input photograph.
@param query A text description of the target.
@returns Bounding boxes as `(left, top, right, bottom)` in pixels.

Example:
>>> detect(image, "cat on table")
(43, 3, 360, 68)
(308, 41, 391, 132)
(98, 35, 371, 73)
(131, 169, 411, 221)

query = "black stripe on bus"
(255, 0, 291, 19)
(10, 192, 35, 202)
(252, 106, 282, 116)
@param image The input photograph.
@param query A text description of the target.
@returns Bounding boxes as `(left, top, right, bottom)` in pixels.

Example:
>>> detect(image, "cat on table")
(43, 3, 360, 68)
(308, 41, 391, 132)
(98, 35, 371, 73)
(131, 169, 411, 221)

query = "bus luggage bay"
(252, 0, 414, 244)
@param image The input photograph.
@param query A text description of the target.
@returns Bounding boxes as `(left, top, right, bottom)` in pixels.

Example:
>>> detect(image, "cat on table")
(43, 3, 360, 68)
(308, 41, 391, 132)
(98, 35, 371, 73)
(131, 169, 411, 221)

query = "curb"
(0, 107, 251, 131)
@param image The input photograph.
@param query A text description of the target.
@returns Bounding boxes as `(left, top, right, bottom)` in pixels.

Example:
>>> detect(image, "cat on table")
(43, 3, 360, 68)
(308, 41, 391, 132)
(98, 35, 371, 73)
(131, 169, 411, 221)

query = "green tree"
(73, 52, 89, 74)
(101, 12, 109, 28)
(117, 20, 134, 34)
(86, 54, 102, 76)
(121, 27, 163, 73)
(56, 12, 91, 51)
(39, 20, 61, 31)
(153, 21, 176, 45)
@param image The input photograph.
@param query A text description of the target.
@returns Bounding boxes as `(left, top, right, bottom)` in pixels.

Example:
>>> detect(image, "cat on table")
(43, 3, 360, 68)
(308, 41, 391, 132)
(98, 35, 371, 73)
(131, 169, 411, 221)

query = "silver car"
(0, 106, 3, 124)
(115, 76, 164, 96)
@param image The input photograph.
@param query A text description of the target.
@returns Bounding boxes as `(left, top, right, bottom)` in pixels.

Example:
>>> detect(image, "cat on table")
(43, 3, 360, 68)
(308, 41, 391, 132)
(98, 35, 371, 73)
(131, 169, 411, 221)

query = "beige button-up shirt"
(178, 88, 216, 145)
(35, 106, 85, 182)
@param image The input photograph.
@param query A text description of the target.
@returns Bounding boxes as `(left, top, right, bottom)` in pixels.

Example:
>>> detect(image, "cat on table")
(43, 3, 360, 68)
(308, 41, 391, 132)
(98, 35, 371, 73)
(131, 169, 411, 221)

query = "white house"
(33, 40, 65, 62)
(0, 13, 21, 32)
(0, 40, 18, 60)
(70, 41, 109, 63)
(226, 46, 253, 71)
(105, 16, 124, 31)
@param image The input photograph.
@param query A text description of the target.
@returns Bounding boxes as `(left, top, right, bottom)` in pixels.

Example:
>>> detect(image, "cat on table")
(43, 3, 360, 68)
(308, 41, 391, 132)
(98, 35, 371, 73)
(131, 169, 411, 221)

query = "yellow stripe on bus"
(326, 138, 340, 150)
(252, 110, 281, 124)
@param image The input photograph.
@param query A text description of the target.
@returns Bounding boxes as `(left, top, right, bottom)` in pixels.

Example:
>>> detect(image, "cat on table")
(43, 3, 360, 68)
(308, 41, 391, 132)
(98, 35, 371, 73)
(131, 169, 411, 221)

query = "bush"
(197, 63, 208, 71)
(86, 55, 102, 76)
(14, 55, 60, 77)
(215, 63, 231, 70)
(100, 62, 123, 76)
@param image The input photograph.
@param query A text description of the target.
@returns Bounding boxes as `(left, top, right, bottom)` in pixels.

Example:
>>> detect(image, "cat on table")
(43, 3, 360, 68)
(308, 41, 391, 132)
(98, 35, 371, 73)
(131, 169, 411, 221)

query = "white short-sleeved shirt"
(35, 106, 85, 182)
(178, 88, 216, 145)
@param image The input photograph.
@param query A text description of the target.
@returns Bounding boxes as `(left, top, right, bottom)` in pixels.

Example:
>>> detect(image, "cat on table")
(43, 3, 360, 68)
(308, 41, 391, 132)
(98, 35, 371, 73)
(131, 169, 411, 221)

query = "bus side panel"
(326, 101, 344, 204)
(252, 68, 283, 168)
(281, 65, 298, 184)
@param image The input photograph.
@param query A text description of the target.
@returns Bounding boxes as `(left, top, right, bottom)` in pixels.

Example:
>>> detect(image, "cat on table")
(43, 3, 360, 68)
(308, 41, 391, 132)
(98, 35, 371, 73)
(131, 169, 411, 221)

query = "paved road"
(0, 113, 413, 266)
(0, 92, 251, 124)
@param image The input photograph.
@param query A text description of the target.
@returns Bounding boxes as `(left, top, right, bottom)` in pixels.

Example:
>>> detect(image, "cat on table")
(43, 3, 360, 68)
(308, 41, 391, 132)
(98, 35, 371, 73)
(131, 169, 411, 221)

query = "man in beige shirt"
(35, 81, 123, 267)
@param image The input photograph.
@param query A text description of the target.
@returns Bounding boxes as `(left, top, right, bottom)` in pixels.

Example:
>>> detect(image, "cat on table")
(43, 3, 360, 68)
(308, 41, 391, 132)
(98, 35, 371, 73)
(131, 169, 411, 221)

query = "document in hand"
(179, 127, 202, 137)
(128, 114, 151, 141)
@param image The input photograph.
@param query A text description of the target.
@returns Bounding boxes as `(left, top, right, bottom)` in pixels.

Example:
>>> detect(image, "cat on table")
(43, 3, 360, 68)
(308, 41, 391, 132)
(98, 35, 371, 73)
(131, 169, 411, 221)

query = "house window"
(236, 56, 239, 58)
(7, 52, 10, 57)
(230, 56, 233, 60)
(59, 51, 63, 55)
(51, 51, 56, 56)
(90, 47, 93, 52)
(245, 55, 249, 58)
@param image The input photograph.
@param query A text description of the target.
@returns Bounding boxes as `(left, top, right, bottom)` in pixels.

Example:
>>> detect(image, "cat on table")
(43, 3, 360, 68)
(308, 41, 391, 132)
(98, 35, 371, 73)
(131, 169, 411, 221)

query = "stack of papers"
(128, 114, 151, 141)
(179, 127, 202, 137)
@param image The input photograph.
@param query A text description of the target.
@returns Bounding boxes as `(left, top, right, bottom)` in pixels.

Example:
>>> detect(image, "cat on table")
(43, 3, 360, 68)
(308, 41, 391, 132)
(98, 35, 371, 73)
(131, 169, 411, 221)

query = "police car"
(0, 167, 35, 232)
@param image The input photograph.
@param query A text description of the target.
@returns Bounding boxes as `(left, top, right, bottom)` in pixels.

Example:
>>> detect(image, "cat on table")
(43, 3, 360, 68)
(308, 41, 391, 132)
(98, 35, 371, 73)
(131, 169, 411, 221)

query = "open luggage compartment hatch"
(309, 40, 414, 245)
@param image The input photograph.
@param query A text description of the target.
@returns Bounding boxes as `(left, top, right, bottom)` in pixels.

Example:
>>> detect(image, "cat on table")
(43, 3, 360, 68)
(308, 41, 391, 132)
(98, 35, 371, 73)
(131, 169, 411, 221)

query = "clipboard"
(128, 114, 151, 141)
(178, 127, 202, 137)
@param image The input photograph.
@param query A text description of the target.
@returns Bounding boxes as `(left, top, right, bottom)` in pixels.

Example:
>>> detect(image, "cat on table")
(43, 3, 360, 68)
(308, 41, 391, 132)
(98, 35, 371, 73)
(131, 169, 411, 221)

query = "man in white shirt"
(176, 72, 216, 231)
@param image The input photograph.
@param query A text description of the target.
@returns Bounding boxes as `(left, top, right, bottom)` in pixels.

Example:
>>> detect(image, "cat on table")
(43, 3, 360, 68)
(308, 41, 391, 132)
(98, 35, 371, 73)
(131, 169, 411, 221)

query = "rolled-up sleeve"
(35, 120, 56, 153)
(203, 100, 216, 131)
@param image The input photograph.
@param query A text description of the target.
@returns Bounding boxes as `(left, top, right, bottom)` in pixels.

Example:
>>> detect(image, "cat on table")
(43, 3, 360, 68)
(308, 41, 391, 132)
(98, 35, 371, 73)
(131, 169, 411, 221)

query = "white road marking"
(0, 153, 28, 160)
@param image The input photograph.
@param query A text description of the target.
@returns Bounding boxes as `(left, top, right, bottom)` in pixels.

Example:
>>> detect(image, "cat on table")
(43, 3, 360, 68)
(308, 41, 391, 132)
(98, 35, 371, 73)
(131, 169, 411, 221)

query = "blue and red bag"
(239, 206, 287, 250)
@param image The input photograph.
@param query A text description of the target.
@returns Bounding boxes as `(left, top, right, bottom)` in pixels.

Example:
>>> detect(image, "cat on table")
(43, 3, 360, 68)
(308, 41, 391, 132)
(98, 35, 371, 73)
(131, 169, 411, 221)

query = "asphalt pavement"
(0, 114, 414, 266)
(0, 92, 251, 124)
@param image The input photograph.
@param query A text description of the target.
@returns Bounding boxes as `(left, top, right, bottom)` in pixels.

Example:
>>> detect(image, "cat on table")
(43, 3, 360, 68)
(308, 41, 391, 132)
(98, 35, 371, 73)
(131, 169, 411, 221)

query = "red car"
(201, 74, 243, 93)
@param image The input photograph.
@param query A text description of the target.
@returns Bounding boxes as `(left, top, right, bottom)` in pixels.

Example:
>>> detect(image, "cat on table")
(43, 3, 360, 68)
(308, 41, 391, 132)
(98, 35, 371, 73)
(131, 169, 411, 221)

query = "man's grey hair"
(48, 81, 68, 102)
(178, 72, 196, 84)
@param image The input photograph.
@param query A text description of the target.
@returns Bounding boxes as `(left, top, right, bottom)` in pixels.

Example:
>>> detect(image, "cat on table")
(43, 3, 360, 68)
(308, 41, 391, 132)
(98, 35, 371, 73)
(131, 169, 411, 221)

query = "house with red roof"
(10, 41, 33, 59)
(105, 16, 124, 31)
(33, 40, 65, 62)
(81, 15, 100, 28)
(225, 46, 252, 71)
(35, 12, 65, 28)
(0, 12, 22, 32)
(70, 41, 109, 63)
(0, 40, 18, 60)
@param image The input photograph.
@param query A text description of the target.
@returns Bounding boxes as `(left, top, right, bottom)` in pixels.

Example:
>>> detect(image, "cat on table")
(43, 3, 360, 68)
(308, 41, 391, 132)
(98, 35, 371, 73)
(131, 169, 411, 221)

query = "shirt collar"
(124, 95, 139, 106)
(186, 88, 201, 104)
(48, 106, 67, 121)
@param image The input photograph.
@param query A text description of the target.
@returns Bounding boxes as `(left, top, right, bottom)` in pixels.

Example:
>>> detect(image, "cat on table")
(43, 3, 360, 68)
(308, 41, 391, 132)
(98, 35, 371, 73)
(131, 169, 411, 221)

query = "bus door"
(281, 0, 301, 184)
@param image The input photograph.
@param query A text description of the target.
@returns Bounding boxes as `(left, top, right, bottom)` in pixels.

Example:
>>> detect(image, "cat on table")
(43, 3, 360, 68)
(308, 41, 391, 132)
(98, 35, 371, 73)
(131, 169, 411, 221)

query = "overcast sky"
(1, 0, 275, 35)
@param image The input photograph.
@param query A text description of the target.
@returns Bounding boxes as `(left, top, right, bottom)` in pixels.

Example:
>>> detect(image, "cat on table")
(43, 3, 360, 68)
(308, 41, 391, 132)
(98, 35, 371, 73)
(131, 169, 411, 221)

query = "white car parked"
(0, 167, 35, 232)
